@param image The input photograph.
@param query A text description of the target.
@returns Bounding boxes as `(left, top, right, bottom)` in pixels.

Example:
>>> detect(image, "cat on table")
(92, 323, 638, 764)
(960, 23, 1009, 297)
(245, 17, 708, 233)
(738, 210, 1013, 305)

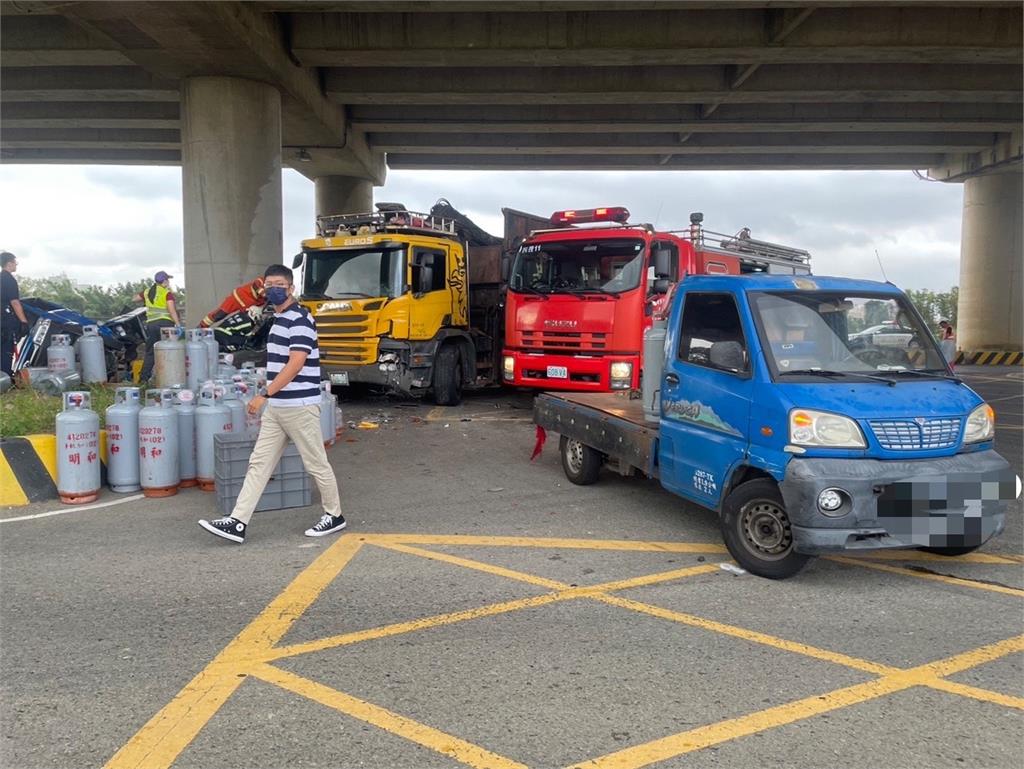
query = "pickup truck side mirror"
(652, 278, 671, 295)
(653, 247, 672, 279)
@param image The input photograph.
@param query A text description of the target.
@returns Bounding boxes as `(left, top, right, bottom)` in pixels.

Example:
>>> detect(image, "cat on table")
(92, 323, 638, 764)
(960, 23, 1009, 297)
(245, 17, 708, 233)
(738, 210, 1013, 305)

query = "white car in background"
(848, 323, 919, 349)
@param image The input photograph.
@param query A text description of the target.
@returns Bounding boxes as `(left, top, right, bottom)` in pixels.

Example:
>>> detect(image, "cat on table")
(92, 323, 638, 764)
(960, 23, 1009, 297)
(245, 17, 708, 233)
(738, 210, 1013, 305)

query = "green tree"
(906, 288, 958, 334)
(18, 274, 186, 321)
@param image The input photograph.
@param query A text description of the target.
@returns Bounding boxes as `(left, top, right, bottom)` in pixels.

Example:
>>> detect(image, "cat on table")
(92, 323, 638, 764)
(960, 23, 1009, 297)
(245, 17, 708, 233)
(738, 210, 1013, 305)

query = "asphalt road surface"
(2, 366, 1021, 769)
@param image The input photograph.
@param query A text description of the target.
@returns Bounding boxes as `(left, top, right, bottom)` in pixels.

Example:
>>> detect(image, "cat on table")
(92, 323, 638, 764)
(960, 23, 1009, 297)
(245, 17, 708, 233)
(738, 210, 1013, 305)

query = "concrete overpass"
(1, 1, 1021, 350)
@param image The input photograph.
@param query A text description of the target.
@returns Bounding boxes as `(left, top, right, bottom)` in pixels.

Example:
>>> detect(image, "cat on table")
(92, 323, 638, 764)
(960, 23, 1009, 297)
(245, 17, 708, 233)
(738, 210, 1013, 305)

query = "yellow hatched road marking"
(0, 452, 29, 506)
(24, 434, 58, 482)
(102, 532, 1024, 769)
(251, 663, 528, 769)
(829, 556, 1024, 598)
(104, 536, 364, 769)
(571, 635, 1024, 769)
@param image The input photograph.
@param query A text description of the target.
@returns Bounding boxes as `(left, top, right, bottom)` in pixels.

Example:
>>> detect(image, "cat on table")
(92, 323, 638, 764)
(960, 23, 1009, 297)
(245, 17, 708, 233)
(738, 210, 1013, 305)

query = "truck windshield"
(303, 246, 406, 300)
(750, 291, 950, 379)
(510, 238, 645, 294)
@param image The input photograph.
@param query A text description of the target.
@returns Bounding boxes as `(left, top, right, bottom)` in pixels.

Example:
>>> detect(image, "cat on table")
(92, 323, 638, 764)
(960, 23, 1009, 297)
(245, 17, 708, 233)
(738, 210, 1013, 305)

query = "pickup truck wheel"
(721, 479, 812, 579)
(918, 545, 981, 557)
(432, 344, 463, 406)
(560, 436, 601, 485)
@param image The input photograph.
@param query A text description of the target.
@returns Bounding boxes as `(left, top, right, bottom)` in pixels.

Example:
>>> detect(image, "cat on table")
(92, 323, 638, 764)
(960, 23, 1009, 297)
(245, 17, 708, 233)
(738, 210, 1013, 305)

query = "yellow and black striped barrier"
(0, 432, 108, 507)
(955, 351, 1024, 366)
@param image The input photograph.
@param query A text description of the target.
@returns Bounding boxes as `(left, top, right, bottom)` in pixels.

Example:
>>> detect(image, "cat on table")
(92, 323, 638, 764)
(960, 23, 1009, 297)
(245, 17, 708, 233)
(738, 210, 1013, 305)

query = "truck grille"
(868, 418, 962, 450)
(316, 312, 377, 365)
(521, 331, 608, 354)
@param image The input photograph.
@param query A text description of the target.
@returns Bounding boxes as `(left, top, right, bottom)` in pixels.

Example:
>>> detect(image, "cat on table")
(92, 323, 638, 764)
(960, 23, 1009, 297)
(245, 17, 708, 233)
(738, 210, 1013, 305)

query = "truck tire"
(720, 479, 812, 579)
(433, 344, 463, 406)
(560, 436, 602, 485)
(918, 545, 981, 557)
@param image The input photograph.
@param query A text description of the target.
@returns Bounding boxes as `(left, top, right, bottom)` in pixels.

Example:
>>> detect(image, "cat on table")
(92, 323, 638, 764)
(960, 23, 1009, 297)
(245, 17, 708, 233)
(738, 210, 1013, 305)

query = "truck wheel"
(918, 545, 981, 557)
(433, 344, 463, 406)
(560, 436, 602, 485)
(720, 479, 812, 579)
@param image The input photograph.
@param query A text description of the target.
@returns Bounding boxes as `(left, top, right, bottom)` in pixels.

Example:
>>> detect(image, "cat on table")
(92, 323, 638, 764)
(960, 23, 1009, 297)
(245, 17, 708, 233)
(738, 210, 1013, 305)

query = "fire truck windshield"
(510, 238, 645, 295)
(303, 246, 406, 300)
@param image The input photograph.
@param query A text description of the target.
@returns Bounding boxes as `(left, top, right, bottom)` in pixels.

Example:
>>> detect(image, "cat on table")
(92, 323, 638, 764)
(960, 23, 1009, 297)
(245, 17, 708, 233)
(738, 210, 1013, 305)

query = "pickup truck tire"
(560, 436, 602, 485)
(721, 479, 812, 579)
(433, 344, 463, 406)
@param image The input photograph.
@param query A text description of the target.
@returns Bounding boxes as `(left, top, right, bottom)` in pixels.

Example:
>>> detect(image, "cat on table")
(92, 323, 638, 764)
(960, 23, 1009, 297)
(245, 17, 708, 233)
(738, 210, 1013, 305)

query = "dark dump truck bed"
(533, 391, 661, 478)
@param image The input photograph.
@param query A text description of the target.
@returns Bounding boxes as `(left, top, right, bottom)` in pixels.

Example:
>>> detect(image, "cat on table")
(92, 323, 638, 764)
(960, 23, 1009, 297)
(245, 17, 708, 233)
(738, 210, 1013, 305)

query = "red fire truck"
(501, 207, 812, 392)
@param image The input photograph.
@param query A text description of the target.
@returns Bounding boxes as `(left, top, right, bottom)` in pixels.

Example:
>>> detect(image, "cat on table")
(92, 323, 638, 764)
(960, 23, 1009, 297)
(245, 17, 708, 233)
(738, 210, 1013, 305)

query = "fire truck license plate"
(546, 366, 568, 379)
(330, 372, 349, 386)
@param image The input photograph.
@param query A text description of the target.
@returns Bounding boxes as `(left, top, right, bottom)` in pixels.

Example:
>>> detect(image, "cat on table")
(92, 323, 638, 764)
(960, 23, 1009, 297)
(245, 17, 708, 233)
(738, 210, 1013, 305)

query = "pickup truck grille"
(521, 331, 608, 354)
(869, 418, 962, 450)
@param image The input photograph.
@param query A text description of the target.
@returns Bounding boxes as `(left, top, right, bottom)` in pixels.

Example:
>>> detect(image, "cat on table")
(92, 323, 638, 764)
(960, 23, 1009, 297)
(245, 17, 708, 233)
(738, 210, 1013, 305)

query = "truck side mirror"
(291, 253, 304, 269)
(653, 247, 672, 279)
(501, 255, 511, 282)
(417, 265, 434, 295)
(652, 278, 671, 295)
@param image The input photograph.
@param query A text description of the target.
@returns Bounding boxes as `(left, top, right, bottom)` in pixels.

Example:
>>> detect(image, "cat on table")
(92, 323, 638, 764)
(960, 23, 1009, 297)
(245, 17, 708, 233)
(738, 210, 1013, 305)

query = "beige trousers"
(230, 403, 341, 525)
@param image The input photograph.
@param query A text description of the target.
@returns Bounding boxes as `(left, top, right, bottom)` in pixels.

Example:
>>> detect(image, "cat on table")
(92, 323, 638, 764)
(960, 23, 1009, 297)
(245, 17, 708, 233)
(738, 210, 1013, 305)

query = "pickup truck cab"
(534, 274, 1020, 578)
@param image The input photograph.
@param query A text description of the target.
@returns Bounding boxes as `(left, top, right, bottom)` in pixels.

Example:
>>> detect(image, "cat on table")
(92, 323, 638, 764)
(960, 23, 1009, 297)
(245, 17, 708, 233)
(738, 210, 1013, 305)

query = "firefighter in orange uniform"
(199, 277, 267, 328)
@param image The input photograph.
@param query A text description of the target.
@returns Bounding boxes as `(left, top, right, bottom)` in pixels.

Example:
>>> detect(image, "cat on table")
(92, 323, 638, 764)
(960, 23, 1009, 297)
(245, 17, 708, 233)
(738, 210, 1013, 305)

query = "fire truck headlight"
(503, 356, 515, 381)
(610, 361, 633, 389)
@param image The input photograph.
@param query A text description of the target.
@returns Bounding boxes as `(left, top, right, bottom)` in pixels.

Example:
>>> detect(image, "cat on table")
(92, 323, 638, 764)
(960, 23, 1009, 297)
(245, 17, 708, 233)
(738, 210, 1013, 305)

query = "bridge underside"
(1, 1, 1021, 347)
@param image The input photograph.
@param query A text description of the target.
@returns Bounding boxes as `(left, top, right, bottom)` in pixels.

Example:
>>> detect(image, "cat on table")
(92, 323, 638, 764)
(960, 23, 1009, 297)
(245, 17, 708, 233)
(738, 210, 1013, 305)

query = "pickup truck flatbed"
(534, 391, 660, 481)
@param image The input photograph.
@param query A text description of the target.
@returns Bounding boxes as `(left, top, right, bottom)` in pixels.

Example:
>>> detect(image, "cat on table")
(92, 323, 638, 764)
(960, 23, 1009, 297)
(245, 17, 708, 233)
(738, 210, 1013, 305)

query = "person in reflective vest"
(136, 270, 180, 381)
(199, 277, 266, 328)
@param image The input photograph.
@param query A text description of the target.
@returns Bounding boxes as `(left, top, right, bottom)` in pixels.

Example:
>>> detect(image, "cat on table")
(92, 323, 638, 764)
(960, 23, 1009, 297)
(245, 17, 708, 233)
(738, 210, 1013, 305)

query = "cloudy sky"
(0, 165, 964, 292)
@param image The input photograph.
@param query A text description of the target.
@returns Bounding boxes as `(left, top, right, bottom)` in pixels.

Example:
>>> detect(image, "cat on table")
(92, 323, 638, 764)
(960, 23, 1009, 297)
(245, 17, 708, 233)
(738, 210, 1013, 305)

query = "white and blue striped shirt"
(267, 303, 321, 406)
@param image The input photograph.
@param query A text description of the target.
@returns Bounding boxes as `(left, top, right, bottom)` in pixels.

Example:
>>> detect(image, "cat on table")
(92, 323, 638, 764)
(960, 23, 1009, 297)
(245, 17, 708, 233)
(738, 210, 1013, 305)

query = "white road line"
(0, 493, 145, 524)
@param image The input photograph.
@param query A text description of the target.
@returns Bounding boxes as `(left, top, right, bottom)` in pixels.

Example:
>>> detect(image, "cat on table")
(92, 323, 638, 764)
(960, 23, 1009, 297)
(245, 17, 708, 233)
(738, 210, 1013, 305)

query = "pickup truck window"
(303, 246, 406, 300)
(677, 292, 749, 374)
(510, 238, 644, 294)
(750, 290, 949, 380)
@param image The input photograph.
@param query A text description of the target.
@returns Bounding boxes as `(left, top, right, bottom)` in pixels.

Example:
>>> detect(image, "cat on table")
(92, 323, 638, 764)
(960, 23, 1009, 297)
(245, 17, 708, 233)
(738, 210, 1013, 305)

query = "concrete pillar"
(315, 175, 373, 217)
(181, 77, 282, 327)
(957, 170, 1023, 352)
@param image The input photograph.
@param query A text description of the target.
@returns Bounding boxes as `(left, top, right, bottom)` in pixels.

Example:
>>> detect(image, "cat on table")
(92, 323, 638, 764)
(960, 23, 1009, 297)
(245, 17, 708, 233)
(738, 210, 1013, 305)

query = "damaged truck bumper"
(778, 451, 1020, 554)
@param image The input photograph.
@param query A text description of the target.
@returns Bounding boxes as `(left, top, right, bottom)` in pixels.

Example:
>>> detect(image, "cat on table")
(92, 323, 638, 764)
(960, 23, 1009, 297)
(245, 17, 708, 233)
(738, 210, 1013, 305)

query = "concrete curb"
(955, 351, 1024, 366)
(0, 432, 108, 507)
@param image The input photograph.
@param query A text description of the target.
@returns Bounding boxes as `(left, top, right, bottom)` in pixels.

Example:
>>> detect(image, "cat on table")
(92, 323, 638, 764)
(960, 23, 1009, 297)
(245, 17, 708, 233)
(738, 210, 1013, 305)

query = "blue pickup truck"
(534, 274, 1020, 579)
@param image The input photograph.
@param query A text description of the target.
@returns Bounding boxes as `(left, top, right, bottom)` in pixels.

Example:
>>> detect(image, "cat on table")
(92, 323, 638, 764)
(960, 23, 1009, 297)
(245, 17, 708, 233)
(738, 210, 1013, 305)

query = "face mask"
(266, 286, 289, 306)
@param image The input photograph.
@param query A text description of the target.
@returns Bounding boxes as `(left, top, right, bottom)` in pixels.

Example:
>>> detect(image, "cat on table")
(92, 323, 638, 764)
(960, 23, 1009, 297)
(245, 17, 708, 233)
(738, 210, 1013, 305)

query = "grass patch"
(0, 385, 117, 437)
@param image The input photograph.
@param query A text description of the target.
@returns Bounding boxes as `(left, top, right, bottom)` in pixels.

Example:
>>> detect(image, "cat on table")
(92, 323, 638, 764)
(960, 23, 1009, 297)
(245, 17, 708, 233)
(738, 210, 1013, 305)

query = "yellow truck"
(294, 201, 544, 405)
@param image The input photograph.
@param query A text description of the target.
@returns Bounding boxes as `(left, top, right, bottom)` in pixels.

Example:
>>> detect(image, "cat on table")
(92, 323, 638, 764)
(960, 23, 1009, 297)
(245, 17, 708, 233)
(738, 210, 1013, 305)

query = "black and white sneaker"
(198, 516, 247, 543)
(304, 513, 347, 538)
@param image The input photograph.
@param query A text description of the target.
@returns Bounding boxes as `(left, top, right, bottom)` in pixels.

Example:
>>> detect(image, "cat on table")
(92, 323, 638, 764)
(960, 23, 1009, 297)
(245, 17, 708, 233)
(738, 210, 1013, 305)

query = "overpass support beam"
(181, 76, 282, 327)
(958, 170, 1023, 352)
(315, 175, 373, 217)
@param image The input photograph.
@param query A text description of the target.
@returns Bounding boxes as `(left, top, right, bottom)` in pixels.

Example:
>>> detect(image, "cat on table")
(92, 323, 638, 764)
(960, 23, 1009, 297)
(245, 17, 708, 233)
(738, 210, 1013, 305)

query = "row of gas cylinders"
(153, 327, 233, 391)
(5, 326, 110, 395)
(54, 380, 341, 504)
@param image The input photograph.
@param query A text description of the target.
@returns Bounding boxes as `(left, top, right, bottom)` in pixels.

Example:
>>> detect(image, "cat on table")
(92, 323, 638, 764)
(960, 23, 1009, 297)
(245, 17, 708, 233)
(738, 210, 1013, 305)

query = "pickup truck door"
(658, 290, 753, 509)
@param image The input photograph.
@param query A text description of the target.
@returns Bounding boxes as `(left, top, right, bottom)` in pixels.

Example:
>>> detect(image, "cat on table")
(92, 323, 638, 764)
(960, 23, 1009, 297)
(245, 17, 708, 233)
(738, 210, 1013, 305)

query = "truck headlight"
(964, 403, 995, 443)
(610, 361, 633, 389)
(789, 409, 866, 448)
(503, 356, 514, 381)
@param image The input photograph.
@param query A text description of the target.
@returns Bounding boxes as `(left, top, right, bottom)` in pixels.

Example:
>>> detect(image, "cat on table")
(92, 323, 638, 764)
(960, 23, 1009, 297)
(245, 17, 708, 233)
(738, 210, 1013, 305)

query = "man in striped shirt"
(198, 264, 345, 543)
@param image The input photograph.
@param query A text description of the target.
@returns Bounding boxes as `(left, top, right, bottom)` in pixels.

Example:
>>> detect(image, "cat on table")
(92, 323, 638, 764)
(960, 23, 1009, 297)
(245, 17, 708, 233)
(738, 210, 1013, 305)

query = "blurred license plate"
(330, 372, 349, 385)
(546, 366, 568, 379)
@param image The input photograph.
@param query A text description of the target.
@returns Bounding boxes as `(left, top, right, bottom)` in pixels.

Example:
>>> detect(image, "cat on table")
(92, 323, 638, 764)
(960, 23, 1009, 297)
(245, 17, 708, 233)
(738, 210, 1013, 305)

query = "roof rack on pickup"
(316, 210, 457, 239)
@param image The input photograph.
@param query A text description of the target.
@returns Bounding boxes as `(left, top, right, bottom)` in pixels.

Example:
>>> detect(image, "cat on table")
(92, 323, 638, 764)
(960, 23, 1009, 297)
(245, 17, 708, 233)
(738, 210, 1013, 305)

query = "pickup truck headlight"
(963, 403, 995, 443)
(503, 355, 514, 381)
(610, 361, 633, 389)
(789, 409, 866, 449)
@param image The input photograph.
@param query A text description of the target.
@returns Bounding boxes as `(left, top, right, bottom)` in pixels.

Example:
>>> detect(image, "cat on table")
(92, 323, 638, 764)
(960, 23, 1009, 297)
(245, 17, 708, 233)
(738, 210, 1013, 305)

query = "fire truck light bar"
(550, 206, 630, 226)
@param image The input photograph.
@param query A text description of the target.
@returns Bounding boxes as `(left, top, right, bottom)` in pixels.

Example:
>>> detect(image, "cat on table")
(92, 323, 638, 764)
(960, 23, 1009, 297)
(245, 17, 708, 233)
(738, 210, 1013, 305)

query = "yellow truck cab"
(294, 204, 543, 405)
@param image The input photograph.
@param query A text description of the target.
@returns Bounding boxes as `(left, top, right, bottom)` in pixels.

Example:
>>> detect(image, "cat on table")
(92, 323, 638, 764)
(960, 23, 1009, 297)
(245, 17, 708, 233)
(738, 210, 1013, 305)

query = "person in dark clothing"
(136, 270, 181, 381)
(0, 252, 29, 378)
